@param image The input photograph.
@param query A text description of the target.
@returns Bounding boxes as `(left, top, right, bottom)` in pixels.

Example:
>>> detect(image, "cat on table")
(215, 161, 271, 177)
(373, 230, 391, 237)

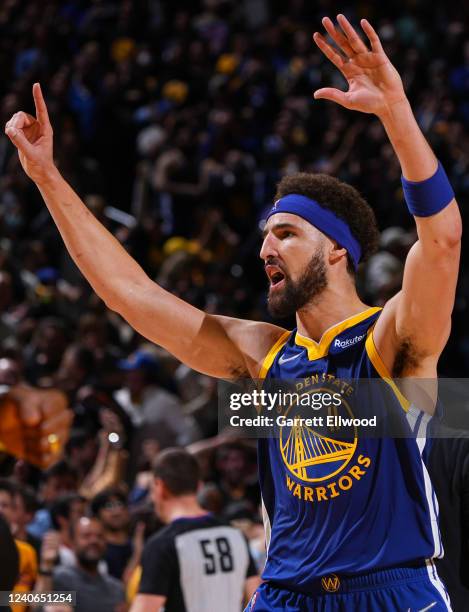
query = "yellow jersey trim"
(365, 326, 410, 412)
(258, 330, 291, 380)
(295, 306, 382, 361)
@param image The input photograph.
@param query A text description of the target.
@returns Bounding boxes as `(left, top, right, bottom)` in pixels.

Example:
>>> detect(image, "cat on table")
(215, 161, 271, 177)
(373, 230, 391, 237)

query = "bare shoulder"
(213, 315, 289, 378)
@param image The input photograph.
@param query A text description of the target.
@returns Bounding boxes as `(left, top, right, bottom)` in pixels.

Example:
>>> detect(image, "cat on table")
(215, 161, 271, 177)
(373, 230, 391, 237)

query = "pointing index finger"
(32, 82, 50, 126)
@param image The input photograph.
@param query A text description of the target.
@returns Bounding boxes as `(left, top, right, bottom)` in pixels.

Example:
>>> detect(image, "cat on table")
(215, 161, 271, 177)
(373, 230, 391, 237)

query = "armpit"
(227, 363, 250, 380)
(392, 337, 421, 378)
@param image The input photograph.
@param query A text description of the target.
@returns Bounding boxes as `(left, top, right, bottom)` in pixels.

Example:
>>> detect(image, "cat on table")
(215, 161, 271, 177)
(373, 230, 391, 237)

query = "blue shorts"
(245, 563, 452, 611)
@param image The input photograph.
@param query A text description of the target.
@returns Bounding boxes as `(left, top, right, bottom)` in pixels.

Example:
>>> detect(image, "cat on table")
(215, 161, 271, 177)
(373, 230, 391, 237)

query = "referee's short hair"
(153, 448, 200, 496)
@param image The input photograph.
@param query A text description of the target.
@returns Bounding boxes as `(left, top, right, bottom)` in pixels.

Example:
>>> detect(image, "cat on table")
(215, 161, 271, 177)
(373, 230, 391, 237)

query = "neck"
(164, 496, 207, 524)
(296, 283, 368, 342)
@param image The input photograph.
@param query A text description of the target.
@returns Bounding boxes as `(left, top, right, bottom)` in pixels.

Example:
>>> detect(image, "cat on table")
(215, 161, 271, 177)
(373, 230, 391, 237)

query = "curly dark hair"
(274, 173, 380, 275)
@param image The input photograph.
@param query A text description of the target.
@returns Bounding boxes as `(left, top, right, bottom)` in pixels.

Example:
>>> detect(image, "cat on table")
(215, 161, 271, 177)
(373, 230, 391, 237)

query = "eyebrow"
(262, 222, 298, 239)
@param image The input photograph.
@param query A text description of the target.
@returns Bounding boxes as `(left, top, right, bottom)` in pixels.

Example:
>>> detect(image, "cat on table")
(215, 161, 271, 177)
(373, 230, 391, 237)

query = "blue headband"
(266, 194, 362, 269)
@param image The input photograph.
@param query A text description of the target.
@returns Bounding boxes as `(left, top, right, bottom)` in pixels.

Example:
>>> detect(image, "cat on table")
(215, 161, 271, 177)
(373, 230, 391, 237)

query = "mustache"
(264, 258, 287, 274)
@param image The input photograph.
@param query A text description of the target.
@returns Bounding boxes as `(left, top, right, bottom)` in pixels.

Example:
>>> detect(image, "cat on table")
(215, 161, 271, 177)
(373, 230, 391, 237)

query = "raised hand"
(40, 530, 61, 570)
(313, 15, 407, 117)
(0, 386, 72, 468)
(4, 82, 55, 183)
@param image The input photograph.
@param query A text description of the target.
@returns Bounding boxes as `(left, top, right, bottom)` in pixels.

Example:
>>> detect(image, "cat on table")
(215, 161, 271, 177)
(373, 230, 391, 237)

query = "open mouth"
(265, 264, 286, 288)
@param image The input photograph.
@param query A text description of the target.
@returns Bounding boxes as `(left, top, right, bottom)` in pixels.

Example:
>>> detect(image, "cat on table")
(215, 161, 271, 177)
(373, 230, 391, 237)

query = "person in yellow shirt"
(13, 538, 38, 612)
(0, 478, 38, 612)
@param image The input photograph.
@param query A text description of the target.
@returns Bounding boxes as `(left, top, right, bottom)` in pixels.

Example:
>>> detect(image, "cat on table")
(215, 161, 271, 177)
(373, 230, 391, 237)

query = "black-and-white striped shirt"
(139, 514, 257, 612)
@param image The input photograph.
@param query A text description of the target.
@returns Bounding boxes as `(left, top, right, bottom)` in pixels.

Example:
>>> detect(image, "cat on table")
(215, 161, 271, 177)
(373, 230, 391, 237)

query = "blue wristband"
(401, 161, 454, 217)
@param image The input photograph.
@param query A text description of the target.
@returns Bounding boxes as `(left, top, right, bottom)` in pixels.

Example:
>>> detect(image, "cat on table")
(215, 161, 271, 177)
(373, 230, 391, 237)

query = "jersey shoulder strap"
(258, 330, 291, 379)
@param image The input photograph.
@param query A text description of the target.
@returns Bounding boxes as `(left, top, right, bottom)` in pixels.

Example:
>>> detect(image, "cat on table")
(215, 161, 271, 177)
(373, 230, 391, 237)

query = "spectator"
(78, 409, 129, 500)
(0, 479, 38, 612)
(115, 351, 188, 443)
(36, 516, 126, 612)
(28, 461, 79, 540)
(91, 488, 133, 581)
(49, 493, 86, 568)
(114, 350, 192, 479)
(0, 513, 19, 594)
(201, 443, 260, 521)
(54, 343, 96, 401)
(13, 484, 41, 557)
(129, 439, 160, 502)
(65, 429, 99, 483)
(23, 318, 68, 386)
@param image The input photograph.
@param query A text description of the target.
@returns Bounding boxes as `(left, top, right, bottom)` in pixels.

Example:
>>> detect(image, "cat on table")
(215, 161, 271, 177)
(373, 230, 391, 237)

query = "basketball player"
(5, 14, 460, 611)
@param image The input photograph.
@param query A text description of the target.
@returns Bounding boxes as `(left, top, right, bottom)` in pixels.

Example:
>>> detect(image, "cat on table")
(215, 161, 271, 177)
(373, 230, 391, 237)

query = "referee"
(131, 449, 259, 612)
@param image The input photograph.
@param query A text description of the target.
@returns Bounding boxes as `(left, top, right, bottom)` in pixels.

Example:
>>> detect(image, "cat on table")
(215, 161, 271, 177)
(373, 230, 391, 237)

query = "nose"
(260, 231, 278, 262)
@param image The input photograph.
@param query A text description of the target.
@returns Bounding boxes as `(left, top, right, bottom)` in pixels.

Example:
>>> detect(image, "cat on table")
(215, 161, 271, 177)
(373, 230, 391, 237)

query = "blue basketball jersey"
(258, 307, 443, 594)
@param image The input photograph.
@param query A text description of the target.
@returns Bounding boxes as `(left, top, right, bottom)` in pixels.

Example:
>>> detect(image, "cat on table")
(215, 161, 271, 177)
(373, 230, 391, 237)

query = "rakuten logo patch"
(333, 334, 365, 349)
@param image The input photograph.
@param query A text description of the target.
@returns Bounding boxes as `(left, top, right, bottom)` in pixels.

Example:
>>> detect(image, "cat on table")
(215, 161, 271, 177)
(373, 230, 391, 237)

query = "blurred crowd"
(0, 0, 468, 607)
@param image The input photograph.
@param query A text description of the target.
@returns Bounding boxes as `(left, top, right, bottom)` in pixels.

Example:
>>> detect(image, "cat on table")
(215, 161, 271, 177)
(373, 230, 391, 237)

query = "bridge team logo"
(279, 389, 358, 483)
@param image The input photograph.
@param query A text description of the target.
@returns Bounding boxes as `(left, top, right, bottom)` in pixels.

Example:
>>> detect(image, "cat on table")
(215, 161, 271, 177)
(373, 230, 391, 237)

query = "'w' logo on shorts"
(321, 573, 340, 592)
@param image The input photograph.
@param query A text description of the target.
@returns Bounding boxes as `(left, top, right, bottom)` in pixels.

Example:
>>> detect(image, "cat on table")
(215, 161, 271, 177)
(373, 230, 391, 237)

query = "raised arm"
(5, 84, 285, 379)
(313, 15, 461, 376)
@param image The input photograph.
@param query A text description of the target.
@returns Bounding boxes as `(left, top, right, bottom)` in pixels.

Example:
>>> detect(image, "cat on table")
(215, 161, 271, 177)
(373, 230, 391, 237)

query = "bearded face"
(266, 249, 328, 318)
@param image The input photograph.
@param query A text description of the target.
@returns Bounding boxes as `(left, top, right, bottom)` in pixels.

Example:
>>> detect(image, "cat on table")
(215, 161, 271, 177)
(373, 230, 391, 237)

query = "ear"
(328, 240, 348, 266)
(160, 480, 173, 500)
(153, 478, 168, 499)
